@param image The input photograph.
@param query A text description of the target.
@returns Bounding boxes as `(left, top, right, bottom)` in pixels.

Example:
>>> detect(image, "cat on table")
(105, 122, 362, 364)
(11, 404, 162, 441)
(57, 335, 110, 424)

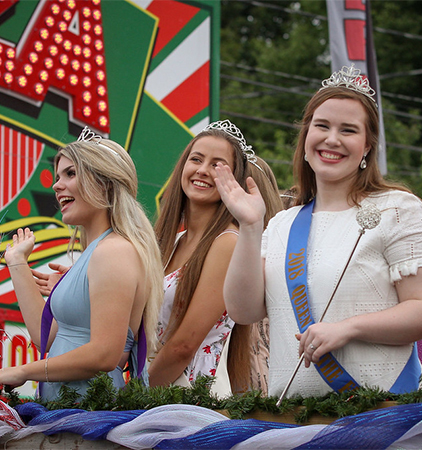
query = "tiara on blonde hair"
(77, 126, 118, 156)
(202, 120, 265, 173)
(319, 64, 377, 103)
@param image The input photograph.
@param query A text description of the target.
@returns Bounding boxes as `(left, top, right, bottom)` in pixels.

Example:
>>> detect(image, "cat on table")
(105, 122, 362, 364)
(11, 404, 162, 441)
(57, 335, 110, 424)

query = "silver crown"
(202, 120, 264, 173)
(77, 126, 118, 155)
(320, 64, 376, 103)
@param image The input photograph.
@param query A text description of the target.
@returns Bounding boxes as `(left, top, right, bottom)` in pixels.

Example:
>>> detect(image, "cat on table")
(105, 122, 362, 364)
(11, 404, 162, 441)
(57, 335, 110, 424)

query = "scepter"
(276, 203, 382, 407)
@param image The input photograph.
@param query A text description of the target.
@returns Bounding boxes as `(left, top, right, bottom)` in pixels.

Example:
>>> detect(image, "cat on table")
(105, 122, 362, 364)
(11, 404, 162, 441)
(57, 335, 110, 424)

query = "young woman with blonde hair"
(4, 128, 163, 400)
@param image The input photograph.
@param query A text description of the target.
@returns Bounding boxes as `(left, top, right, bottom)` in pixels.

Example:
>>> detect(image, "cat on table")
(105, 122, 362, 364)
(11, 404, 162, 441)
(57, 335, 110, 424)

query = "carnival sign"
(0, 0, 219, 395)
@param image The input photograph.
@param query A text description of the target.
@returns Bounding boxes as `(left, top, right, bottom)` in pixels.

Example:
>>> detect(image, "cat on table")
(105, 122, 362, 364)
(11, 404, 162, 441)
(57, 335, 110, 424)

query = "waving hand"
(215, 162, 266, 227)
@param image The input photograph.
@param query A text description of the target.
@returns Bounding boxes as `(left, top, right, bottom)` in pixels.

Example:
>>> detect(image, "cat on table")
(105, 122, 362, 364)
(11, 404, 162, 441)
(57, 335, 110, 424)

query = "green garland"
(4, 374, 422, 423)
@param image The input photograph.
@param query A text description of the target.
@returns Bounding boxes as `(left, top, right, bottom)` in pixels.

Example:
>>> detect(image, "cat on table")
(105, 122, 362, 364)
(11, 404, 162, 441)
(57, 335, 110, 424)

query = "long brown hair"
(154, 129, 249, 384)
(293, 87, 410, 206)
(249, 156, 283, 225)
(228, 156, 284, 392)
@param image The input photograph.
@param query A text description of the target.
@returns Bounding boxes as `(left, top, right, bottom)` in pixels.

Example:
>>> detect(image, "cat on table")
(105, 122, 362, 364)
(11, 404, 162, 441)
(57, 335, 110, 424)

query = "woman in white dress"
(215, 66, 422, 399)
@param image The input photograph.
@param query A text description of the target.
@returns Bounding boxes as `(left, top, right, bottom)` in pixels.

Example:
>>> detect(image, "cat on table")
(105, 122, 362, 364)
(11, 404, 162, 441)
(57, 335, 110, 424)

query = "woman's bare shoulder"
(92, 232, 141, 267)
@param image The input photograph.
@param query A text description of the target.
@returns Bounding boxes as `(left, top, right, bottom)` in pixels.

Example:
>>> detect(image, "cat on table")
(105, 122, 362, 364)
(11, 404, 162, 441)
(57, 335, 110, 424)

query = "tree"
(220, 0, 422, 195)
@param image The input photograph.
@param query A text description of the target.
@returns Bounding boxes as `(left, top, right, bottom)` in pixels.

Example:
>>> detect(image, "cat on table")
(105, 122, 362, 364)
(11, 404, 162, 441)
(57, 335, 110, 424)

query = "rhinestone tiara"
(319, 64, 377, 103)
(201, 119, 265, 173)
(77, 126, 118, 156)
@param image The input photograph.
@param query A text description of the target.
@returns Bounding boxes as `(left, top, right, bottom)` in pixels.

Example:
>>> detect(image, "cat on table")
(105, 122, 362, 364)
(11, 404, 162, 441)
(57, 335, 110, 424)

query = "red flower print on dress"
(215, 312, 227, 329)
(202, 345, 212, 354)
(209, 368, 216, 376)
(222, 331, 230, 342)
(165, 269, 180, 285)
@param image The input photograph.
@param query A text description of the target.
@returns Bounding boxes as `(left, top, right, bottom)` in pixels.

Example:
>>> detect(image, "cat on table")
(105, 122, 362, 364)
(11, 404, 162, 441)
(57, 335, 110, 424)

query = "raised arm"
(5, 228, 52, 348)
(215, 163, 266, 324)
(0, 235, 145, 387)
(148, 232, 238, 387)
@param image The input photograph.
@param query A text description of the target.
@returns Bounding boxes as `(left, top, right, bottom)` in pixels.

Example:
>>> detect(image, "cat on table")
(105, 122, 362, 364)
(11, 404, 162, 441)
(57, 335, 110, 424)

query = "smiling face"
(304, 98, 369, 190)
(181, 135, 235, 207)
(53, 155, 103, 227)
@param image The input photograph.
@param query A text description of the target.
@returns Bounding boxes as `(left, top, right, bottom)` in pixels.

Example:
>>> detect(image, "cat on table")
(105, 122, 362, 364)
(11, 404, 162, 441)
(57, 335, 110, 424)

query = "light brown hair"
(292, 87, 409, 206)
(229, 156, 283, 392)
(154, 129, 250, 388)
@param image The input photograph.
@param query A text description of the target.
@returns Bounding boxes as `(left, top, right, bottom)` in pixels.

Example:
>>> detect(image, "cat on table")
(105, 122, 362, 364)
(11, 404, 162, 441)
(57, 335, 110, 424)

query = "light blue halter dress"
(41, 229, 146, 401)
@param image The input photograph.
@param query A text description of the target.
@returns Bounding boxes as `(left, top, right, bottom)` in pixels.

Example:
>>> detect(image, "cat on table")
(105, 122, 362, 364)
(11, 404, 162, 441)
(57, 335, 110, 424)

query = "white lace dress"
(262, 190, 422, 398)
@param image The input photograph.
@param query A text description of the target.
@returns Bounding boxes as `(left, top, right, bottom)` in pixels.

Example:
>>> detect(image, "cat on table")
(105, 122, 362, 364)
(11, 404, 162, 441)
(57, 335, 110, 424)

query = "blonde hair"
(293, 87, 410, 206)
(55, 139, 163, 354)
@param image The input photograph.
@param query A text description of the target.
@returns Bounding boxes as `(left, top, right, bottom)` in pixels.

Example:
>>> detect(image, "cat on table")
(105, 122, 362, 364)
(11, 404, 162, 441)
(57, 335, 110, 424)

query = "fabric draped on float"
(0, 401, 421, 449)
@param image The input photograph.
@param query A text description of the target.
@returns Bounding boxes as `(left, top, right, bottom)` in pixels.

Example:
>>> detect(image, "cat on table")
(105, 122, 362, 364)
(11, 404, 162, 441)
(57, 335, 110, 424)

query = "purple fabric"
(40, 298, 54, 359)
(39, 270, 69, 397)
(40, 270, 69, 358)
(417, 340, 422, 363)
(137, 318, 147, 376)
(8, 402, 422, 448)
(14, 403, 146, 440)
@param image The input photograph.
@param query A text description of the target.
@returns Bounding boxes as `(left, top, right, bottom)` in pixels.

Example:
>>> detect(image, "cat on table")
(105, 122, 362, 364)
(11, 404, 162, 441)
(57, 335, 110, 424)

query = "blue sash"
(285, 200, 360, 394)
(389, 344, 420, 394)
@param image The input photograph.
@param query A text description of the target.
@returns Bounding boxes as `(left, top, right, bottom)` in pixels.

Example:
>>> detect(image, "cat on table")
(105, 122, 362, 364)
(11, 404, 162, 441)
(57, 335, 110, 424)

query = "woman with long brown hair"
(149, 120, 259, 394)
(216, 65, 422, 399)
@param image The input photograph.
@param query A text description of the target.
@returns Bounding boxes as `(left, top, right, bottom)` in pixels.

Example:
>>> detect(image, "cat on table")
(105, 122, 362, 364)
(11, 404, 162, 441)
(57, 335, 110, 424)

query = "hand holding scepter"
(276, 203, 382, 407)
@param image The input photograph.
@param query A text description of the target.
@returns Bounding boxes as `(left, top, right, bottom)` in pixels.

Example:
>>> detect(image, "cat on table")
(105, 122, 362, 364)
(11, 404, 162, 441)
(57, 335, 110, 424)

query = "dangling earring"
(360, 153, 367, 170)
(304, 153, 308, 162)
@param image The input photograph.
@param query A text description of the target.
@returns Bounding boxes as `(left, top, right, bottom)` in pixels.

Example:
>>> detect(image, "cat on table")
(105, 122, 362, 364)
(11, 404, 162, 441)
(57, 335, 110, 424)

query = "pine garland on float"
(4, 373, 422, 424)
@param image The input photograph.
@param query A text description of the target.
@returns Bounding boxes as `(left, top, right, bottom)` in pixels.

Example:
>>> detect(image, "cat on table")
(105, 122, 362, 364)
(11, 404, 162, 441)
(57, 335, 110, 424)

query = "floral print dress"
(157, 230, 235, 383)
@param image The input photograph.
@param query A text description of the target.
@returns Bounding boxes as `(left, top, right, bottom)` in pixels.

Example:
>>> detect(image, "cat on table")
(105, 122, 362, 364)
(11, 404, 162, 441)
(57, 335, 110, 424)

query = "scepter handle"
(276, 232, 364, 407)
(276, 353, 304, 407)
